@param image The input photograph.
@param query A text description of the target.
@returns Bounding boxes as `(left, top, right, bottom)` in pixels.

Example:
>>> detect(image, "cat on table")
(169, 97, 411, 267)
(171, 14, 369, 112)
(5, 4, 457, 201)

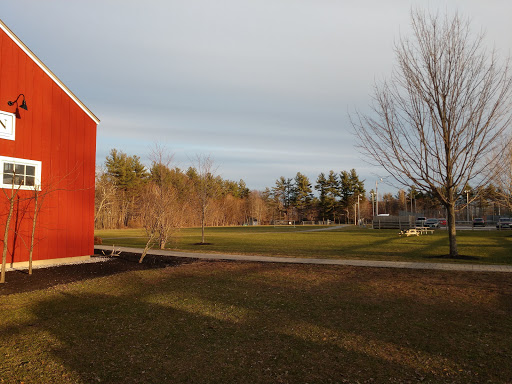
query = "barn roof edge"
(0, 19, 100, 125)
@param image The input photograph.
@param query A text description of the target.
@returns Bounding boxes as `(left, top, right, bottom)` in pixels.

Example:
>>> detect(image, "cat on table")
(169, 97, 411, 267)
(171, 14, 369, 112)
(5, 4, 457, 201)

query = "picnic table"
(416, 227, 434, 234)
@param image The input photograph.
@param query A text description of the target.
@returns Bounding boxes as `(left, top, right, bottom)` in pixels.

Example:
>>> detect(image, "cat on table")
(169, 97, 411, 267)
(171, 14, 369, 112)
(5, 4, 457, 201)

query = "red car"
(438, 218, 447, 226)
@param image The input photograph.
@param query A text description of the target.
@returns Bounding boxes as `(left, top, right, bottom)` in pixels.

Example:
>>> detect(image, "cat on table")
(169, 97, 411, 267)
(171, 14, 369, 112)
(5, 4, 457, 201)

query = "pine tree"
(325, 171, 339, 221)
(105, 149, 148, 190)
(292, 172, 313, 221)
(104, 149, 148, 227)
(272, 177, 293, 221)
(315, 173, 328, 220)
(339, 169, 366, 223)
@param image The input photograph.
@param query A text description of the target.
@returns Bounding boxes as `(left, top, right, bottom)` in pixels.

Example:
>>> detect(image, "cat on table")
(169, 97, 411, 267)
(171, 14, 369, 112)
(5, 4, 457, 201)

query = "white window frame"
(0, 156, 42, 190)
(0, 111, 16, 141)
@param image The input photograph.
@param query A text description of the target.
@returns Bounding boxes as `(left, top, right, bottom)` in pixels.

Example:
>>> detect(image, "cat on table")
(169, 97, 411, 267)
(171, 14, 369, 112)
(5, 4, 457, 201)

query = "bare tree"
(94, 167, 117, 228)
(1, 182, 21, 283)
(139, 147, 183, 263)
(27, 187, 43, 275)
(352, 9, 512, 257)
(138, 182, 179, 263)
(192, 155, 219, 244)
(246, 190, 269, 224)
(3, 166, 92, 279)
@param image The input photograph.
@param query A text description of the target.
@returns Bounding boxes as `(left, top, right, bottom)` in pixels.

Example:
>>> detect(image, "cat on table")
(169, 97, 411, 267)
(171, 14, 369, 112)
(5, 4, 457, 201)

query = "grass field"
(95, 226, 512, 265)
(1, 262, 511, 383)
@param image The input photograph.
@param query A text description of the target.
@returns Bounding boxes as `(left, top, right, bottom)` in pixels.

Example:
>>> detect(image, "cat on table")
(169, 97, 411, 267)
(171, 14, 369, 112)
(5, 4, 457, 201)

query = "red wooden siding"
(0, 26, 97, 264)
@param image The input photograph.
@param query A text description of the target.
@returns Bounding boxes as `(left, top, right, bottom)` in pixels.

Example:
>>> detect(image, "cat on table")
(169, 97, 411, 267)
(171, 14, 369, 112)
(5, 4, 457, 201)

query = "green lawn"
(95, 226, 512, 265)
(1, 262, 511, 383)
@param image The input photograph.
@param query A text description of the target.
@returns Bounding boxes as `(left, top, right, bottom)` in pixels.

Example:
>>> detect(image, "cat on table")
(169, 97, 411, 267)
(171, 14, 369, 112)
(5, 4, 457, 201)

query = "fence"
(372, 215, 415, 229)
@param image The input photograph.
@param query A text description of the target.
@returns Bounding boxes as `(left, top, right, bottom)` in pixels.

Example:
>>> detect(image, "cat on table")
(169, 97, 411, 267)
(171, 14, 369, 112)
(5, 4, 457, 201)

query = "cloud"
(2, 0, 512, 193)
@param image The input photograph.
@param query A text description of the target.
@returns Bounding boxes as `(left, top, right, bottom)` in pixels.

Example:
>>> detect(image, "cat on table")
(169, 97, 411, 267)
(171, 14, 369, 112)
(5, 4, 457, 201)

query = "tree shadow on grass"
(2, 263, 512, 383)
(328, 230, 449, 261)
(0, 285, 419, 383)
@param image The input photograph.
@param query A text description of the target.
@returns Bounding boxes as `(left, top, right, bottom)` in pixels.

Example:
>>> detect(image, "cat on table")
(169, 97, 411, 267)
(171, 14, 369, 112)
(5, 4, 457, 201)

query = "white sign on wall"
(0, 111, 16, 141)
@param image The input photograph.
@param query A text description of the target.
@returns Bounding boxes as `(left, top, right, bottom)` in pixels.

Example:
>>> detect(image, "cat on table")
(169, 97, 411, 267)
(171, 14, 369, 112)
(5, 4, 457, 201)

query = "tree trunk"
(159, 233, 166, 250)
(201, 205, 206, 243)
(139, 232, 156, 263)
(446, 202, 458, 258)
(29, 191, 40, 275)
(1, 194, 16, 284)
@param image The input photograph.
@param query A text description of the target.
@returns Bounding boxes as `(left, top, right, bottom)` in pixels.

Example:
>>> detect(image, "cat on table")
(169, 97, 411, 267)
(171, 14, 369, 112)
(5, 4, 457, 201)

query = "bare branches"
(353, 9, 512, 257)
(355, 10, 512, 197)
(192, 154, 219, 244)
(139, 146, 182, 262)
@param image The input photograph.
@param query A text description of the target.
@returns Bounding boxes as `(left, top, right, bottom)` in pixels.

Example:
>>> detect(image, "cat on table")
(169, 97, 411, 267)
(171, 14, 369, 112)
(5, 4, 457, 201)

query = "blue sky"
(1, 1, 511, 193)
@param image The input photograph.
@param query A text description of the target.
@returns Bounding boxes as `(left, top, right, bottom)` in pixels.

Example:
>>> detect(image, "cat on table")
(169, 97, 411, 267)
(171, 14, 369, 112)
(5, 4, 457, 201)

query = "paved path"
(95, 245, 512, 273)
(287, 225, 349, 233)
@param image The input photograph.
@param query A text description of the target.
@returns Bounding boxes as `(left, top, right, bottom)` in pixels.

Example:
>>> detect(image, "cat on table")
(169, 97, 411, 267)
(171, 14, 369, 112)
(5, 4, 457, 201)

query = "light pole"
(357, 194, 361, 225)
(370, 191, 375, 217)
(375, 178, 382, 216)
(464, 190, 470, 223)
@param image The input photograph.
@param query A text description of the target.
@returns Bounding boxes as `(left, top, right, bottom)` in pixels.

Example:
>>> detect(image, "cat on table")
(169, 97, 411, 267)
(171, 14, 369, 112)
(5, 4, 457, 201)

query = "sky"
(1, 1, 512, 193)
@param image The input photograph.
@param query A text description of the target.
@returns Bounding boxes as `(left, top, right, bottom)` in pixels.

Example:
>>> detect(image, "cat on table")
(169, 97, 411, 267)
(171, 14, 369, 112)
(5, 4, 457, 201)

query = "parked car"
(424, 218, 440, 228)
(496, 218, 512, 229)
(472, 218, 485, 227)
(438, 218, 447, 226)
(415, 217, 427, 227)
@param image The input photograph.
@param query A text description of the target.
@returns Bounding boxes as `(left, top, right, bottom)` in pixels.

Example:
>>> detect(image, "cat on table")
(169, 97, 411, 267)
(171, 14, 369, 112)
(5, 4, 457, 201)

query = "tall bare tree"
(353, 10, 512, 257)
(192, 155, 218, 244)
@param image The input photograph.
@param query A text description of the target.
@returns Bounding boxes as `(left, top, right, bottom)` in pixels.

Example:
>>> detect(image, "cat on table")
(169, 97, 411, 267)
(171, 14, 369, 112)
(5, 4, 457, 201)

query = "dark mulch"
(0, 251, 198, 296)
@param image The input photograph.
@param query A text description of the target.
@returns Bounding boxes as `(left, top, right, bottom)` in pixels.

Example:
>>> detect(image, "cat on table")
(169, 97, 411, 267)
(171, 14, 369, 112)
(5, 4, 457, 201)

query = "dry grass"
(1, 261, 512, 383)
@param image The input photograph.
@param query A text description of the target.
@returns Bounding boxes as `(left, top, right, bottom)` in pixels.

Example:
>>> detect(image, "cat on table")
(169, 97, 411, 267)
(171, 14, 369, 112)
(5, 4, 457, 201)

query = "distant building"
(0, 20, 99, 267)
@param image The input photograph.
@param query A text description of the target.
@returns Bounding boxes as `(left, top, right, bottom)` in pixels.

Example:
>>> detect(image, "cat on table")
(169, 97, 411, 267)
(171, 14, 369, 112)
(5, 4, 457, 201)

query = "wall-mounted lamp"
(7, 94, 28, 119)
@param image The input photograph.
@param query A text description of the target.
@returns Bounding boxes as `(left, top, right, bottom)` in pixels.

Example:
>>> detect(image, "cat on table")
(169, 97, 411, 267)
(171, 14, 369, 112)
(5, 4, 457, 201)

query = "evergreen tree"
(221, 179, 250, 198)
(237, 180, 250, 199)
(105, 149, 148, 190)
(325, 170, 339, 221)
(150, 162, 173, 186)
(272, 176, 293, 220)
(292, 172, 313, 221)
(315, 173, 328, 220)
(339, 169, 365, 222)
(104, 149, 148, 227)
(185, 166, 199, 181)
(349, 169, 365, 196)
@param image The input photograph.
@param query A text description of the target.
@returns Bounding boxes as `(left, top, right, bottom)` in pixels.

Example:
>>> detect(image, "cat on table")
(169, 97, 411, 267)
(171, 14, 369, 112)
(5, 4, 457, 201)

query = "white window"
(0, 156, 41, 190)
(0, 111, 16, 141)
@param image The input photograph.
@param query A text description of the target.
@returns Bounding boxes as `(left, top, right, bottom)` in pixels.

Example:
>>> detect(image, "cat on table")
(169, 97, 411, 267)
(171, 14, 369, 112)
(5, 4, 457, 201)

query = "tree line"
(264, 169, 366, 223)
(95, 149, 253, 231)
(94, 149, 373, 232)
(95, 147, 512, 239)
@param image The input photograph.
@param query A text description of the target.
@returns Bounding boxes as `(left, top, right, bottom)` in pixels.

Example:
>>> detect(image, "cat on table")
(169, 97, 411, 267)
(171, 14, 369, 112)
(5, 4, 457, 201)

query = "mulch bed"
(0, 251, 199, 296)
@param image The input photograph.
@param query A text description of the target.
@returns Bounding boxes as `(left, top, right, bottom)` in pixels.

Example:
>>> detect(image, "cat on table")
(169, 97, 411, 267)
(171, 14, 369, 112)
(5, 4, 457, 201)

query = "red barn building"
(0, 20, 99, 269)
